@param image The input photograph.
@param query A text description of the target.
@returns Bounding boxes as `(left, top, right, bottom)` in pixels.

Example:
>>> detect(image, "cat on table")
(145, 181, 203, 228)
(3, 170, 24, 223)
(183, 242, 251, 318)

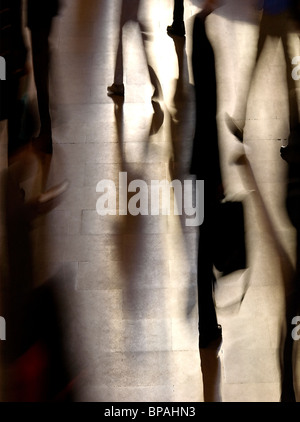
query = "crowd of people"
(1, 0, 300, 402)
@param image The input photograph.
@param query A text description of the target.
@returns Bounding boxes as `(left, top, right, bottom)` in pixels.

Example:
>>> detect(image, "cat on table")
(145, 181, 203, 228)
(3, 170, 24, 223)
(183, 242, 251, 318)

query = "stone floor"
(1, 0, 300, 402)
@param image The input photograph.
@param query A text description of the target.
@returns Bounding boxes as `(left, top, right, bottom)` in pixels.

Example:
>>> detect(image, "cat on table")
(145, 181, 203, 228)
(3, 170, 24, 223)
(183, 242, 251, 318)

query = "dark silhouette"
(190, 7, 229, 401)
(191, 9, 223, 350)
(234, 148, 295, 402)
(27, 0, 61, 155)
(0, 0, 29, 158)
(280, 151, 300, 401)
(1, 102, 71, 402)
(191, 0, 248, 344)
(167, 0, 186, 37)
(0, 0, 73, 402)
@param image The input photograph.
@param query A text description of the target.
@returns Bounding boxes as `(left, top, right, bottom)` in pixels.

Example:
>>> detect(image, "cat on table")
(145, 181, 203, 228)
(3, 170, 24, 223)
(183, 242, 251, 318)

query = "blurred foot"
(281, 128, 300, 162)
(149, 100, 164, 135)
(167, 21, 185, 37)
(280, 144, 300, 163)
(27, 180, 70, 220)
(38, 179, 69, 206)
(199, 325, 222, 349)
(225, 112, 244, 142)
(32, 132, 53, 155)
(107, 83, 124, 97)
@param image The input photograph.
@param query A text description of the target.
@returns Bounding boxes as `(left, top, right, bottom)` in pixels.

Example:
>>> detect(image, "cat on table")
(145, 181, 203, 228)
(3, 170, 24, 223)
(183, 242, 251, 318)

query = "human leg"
(226, 11, 269, 141)
(167, 0, 185, 37)
(197, 219, 222, 349)
(30, 23, 53, 154)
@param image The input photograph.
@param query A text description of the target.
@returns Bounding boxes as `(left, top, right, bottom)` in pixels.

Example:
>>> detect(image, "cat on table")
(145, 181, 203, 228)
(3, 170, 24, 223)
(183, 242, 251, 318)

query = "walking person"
(27, 0, 61, 155)
(107, 0, 162, 101)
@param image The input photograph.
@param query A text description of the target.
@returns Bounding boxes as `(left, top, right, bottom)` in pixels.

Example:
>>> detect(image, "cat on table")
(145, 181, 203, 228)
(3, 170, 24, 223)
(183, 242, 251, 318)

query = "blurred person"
(167, 0, 186, 37)
(273, 1, 300, 401)
(0, 0, 30, 399)
(281, 158, 300, 401)
(226, 0, 300, 148)
(2, 151, 71, 402)
(280, 25, 300, 395)
(0, 0, 67, 194)
(107, 0, 162, 101)
(0, 0, 71, 401)
(1, 86, 71, 402)
(0, 0, 29, 158)
(189, 2, 226, 402)
(224, 0, 300, 402)
(27, 0, 61, 155)
(190, 0, 231, 351)
(190, 0, 250, 402)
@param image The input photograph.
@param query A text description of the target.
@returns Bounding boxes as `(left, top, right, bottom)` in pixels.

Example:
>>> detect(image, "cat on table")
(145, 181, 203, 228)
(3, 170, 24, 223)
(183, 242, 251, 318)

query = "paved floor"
(1, 0, 300, 402)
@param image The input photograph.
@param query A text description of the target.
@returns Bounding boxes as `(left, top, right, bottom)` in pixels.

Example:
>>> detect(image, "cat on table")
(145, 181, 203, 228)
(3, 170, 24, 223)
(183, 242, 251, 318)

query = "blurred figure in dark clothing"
(280, 160, 300, 401)
(190, 2, 225, 350)
(223, 0, 300, 401)
(0, 0, 72, 402)
(0, 0, 29, 158)
(190, 3, 226, 401)
(167, 0, 186, 37)
(3, 157, 71, 401)
(27, 0, 61, 155)
(190, 0, 248, 401)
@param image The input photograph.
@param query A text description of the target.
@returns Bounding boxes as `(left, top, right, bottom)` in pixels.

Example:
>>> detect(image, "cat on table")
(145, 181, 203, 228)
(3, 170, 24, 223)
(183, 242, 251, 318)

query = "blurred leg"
(173, 0, 184, 24)
(197, 218, 221, 348)
(30, 22, 53, 153)
(167, 0, 185, 37)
